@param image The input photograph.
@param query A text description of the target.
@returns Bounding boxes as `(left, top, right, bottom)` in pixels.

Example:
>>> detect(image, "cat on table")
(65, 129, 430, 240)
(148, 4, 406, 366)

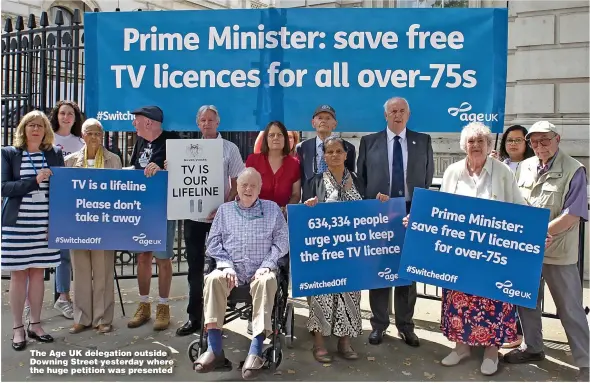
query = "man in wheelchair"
(194, 168, 289, 380)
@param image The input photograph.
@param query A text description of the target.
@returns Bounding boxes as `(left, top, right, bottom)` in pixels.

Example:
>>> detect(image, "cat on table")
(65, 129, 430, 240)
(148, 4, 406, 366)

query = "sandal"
(241, 354, 265, 380)
(312, 346, 333, 363)
(337, 339, 359, 360)
(12, 325, 26, 351)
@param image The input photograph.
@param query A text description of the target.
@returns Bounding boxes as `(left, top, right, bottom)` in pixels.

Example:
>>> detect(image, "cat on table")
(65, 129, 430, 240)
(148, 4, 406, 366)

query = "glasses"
(268, 133, 283, 139)
(506, 138, 524, 145)
(527, 135, 556, 148)
(26, 123, 44, 130)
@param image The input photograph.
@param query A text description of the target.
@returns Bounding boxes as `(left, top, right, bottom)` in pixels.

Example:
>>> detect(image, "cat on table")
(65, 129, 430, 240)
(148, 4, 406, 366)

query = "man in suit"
(357, 97, 434, 347)
(296, 105, 356, 202)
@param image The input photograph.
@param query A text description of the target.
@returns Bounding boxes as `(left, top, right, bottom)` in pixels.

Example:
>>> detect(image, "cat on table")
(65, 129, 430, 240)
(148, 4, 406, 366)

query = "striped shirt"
(1, 151, 61, 270)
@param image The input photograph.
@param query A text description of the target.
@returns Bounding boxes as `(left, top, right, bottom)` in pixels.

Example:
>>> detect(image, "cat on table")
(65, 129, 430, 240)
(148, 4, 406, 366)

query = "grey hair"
(383, 97, 411, 114)
(459, 122, 493, 153)
(82, 118, 103, 133)
(323, 135, 347, 152)
(237, 167, 263, 187)
(196, 105, 220, 123)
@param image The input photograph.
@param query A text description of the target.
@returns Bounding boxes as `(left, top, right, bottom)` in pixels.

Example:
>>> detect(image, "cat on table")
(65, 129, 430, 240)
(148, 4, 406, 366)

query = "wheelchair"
(187, 255, 295, 373)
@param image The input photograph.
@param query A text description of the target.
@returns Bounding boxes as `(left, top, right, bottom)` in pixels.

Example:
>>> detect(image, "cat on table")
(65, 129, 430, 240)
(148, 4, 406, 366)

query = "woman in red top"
(246, 121, 301, 213)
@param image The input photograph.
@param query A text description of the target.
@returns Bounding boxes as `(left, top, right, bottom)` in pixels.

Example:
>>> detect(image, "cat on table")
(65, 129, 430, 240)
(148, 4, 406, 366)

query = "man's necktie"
(317, 143, 328, 174)
(390, 136, 405, 198)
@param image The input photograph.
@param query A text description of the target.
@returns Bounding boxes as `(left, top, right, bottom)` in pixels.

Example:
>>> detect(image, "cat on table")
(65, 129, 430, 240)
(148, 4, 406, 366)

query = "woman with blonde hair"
(64, 118, 122, 334)
(1, 110, 64, 351)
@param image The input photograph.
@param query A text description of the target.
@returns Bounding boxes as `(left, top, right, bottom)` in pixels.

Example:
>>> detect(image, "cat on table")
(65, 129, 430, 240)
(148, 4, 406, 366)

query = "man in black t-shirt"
(126, 105, 179, 332)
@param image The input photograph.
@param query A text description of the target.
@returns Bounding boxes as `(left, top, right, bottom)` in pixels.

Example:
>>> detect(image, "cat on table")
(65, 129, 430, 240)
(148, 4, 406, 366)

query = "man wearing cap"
(357, 96, 434, 347)
(126, 105, 180, 331)
(296, 105, 356, 202)
(505, 121, 589, 382)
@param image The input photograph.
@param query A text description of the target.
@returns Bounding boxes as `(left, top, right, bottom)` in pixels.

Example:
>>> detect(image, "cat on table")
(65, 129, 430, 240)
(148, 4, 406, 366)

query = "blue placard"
(397, 188, 550, 309)
(48, 168, 168, 251)
(84, 8, 507, 133)
(287, 198, 411, 298)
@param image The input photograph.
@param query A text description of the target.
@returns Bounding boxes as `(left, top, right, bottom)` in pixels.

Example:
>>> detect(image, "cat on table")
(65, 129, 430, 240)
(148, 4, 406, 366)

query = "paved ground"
(1, 276, 588, 382)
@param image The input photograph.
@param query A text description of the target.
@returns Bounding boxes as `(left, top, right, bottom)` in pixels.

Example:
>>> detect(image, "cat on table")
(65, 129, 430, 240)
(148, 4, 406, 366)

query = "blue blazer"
(1, 145, 64, 226)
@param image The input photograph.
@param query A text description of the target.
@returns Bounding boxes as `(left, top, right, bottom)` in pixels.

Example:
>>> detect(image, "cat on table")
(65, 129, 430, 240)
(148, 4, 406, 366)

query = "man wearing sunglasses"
(505, 121, 589, 382)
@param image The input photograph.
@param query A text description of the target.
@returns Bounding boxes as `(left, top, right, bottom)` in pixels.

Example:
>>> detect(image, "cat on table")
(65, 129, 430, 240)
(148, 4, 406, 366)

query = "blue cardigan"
(1, 145, 64, 226)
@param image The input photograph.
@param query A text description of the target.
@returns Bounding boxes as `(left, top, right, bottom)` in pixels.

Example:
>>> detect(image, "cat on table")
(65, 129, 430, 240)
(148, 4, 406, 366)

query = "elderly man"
(505, 121, 589, 382)
(126, 105, 180, 331)
(176, 105, 245, 337)
(297, 105, 356, 202)
(357, 97, 434, 347)
(193, 167, 288, 380)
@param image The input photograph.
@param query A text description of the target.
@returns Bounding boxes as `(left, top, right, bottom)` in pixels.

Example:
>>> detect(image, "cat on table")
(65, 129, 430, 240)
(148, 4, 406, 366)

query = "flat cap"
(526, 121, 558, 140)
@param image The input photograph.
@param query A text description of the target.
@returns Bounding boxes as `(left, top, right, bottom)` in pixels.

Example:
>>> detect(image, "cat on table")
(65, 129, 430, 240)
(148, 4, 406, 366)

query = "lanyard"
(233, 200, 264, 220)
(26, 151, 46, 175)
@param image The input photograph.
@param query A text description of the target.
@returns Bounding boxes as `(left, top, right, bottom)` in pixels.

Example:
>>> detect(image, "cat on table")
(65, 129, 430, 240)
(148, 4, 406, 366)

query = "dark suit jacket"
(306, 172, 365, 202)
(296, 137, 356, 202)
(357, 129, 434, 202)
(1, 145, 65, 226)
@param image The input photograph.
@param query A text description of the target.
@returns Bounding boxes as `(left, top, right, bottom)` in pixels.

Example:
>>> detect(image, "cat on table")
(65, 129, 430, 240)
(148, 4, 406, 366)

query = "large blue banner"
(48, 168, 168, 251)
(398, 188, 550, 309)
(287, 198, 411, 298)
(84, 8, 508, 133)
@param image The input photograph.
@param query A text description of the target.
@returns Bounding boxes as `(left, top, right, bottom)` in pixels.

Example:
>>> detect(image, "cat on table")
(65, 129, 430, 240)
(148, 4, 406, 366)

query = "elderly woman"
(64, 118, 122, 334)
(1, 111, 64, 351)
(303, 136, 390, 362)
(246, 121, 301, 215)
(194, 167, 288, 380)
(404, 122, 549, 375)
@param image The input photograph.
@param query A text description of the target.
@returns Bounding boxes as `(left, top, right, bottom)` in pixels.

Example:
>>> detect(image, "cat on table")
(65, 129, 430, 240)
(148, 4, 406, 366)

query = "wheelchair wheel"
(187, 339, 203, 364)
(285, 303, 295, 349)
(264, 336, 283, 371)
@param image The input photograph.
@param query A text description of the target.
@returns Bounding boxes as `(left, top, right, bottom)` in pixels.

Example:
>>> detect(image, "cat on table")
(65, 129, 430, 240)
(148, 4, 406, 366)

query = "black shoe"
(26, 322, 54, 343)
(503, 349, 545, 364)
(368, 329, 385, 345)
(399, 329, 420, 347)
(176, 320, 201, 337)
(12, 325, 26, 351)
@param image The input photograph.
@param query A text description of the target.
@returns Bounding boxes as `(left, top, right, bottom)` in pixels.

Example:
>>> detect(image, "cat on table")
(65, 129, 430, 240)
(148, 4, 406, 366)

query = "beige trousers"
(71, 250, 115, 327)
(204, 269, 277, 337)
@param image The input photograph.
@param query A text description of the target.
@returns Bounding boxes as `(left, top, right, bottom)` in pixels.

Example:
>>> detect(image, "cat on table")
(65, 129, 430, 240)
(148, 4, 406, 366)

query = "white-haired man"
(176, 105, 245, 337)
(357, 97, 434, 347)
(193, 167, 289, 380)
(126, 105, 180, 331)
(505, 121, 589, 382)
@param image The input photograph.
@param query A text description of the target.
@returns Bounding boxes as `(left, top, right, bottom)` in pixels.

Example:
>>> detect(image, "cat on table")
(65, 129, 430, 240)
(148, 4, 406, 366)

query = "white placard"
(166, 139, 224, 220)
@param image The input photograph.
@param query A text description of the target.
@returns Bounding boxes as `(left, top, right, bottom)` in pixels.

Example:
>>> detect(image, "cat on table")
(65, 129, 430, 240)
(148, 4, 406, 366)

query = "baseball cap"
(313, 104, 336, 119)
(525, 121, 558, 140)
(131, 105, 164, 123)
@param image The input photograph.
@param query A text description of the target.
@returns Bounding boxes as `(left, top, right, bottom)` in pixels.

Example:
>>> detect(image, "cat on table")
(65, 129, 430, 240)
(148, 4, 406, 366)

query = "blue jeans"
(55, 249, 71, 294)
